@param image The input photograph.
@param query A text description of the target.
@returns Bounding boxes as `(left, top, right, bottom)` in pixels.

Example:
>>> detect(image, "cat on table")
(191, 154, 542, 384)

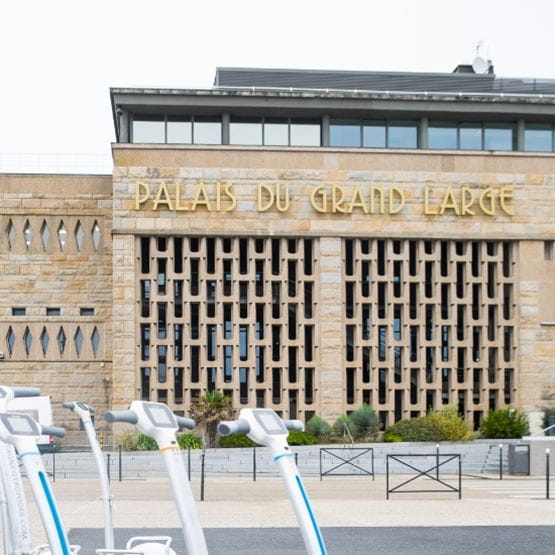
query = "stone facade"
(0, 175, 113, 442)
(1, 144, 555, 437)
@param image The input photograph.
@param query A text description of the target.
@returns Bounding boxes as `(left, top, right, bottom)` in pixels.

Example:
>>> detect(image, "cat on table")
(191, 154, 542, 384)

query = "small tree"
(190, 390, 232, 448)
(479, 408, 529, 439)
(306, 415, 331, 441)
(349, 404, 379, 440)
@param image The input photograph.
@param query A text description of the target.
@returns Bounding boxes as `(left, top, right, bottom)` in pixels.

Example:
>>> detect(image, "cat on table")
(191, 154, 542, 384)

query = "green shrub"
(116, 431, 202, 451)
(218, 431, 316, 447)
(287, 431, 317, 445)
(136, 434, 158, 451)
(219, 433, 258, 448)
(177, 433, 203, 449)
(331, 414, 359, 440)
(306, 415, 331, 440)
(349, 404, 379, 440)
(542, 406, 555, 431)
(426, 405, 473, 441)
(383, 431, 403, 442)
(479, 408, 529, 439)
(116, 430, 140, 451)
(384, 406, 472, 442)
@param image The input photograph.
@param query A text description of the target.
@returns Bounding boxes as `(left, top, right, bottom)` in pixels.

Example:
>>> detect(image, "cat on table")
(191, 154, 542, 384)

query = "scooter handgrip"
(104, 410, 138, 425)
(13, 387, 41, 398)
(62, 401, 76, 410)
(42, 426, 66, 438)
(218, 419, 250, 436)
(175, 415, 195, 430)
(283, 419, 304, 432)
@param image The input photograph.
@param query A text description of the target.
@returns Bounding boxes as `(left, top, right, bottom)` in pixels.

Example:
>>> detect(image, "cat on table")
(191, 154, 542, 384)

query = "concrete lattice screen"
(137, 236, 320, 421)
(343, 238, 518, 431)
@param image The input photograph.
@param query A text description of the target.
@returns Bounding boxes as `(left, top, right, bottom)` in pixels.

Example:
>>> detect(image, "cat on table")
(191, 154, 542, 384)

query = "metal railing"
(386, 453, 462, 499)
(0, 152, 113, 175)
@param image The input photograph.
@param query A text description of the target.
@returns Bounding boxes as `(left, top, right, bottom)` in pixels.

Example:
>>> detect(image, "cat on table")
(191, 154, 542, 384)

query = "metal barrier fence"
(319, 448, 375, 480)
(386, 453, 462, 500)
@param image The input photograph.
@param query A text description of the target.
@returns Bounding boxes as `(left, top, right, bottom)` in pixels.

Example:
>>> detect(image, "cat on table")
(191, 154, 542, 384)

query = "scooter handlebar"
(42, 425, 66, 438)
(104, 410, 138, 425)
(283, 419, 304, 432)
(175, 415, 196, 430)
(62, 401, 96, 414)
(218, 419, 250, 436)
(13, 387, 41, 398)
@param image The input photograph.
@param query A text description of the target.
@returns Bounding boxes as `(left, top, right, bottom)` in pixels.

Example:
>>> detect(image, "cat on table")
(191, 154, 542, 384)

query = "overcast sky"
(1, 0, 554, 165)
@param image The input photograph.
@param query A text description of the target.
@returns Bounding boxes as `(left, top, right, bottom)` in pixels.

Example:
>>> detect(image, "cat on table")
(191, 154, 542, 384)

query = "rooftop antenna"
(472, 41, 489, 74)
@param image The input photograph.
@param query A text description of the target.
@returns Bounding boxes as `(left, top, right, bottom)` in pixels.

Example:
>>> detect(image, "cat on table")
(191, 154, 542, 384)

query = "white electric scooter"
(218, 409, 327, 555)
(104, 401, 208, 555)
(0, 385, 41, 555)
(0, 410, 78, 554)
(62, 401, 176, 555)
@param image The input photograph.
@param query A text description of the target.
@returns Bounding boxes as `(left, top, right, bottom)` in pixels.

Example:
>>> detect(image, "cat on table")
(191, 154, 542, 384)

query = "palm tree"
(190, 390, 232, 448)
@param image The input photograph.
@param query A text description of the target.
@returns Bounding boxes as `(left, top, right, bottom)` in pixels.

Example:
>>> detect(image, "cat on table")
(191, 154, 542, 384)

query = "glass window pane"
(290, 120, 320, 146)
(330, 120, 360, 147)
(193, 118, 221, 144)
(230, 118, 263, 145)
(428, 124, 457, 150)
(132, 118, 165, 143)
(459, 124, 482, 150)
(524, 125, 553, 152)
(363, 122, 386, 148)
(264, 119, 288, 145)
(167, 118, 192, 144)
(388, 122, 417, 149)
(484, 125, 514, 151)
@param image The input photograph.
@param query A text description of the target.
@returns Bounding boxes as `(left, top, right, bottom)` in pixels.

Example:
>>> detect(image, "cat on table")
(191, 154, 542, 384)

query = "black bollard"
(547, 449, 551, 500)
(200, 453, 205, 501)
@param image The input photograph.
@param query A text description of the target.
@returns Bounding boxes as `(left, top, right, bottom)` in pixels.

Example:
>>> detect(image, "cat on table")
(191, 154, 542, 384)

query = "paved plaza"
(15, 475, 555, 553)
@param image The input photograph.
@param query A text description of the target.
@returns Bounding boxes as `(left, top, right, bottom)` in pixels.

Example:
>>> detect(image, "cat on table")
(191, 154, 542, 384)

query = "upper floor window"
(290, 119, 320, 146)
(132, 115, 221, 145)
(484, 124, 515, 151)
(524, 124, 554, 152)
(428, 122, 515, 151)
(229, 117, 321, 147)
(132, 116, 165, 143)
(230, 117, 262, 145)
(330, 120, 417, 149)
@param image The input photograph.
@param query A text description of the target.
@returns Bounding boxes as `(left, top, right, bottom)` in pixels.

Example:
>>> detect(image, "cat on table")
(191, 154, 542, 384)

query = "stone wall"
(0, 174, 113, 441)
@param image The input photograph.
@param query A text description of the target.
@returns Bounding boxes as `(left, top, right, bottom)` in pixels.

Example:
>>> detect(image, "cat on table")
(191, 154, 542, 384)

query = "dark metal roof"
(214, 67, 555, 96)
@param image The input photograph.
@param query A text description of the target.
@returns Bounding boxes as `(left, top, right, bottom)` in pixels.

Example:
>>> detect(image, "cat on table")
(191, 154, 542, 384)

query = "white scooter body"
(219, 408, 327, 555)
(0, 386, 37, 555)
(0, 410, 75, 555)
(63, 401, 176, 555)
(105, 401, 208, 555)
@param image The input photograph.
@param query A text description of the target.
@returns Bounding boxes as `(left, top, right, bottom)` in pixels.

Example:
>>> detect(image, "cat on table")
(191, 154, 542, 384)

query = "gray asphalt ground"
(69, 526, 555, 554)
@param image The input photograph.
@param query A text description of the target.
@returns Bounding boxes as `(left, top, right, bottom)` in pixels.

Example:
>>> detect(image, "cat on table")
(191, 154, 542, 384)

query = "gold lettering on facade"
(131, 180, 515, 217)
(152, 183, 173, 211)
(310, 186, 327, 213)
(460, 187, 475, 216)
(257, 184, 290, 212)
(224, 183, 236, 212)
(499, 187, 515, 216)
(439, 186, 460, 215)
(135, 182, 150, 210)
(174, 182, 189, 211)
(478, 188, 495, 216)
(389, 187, 406, 214)
(191, 182, 212, 211)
